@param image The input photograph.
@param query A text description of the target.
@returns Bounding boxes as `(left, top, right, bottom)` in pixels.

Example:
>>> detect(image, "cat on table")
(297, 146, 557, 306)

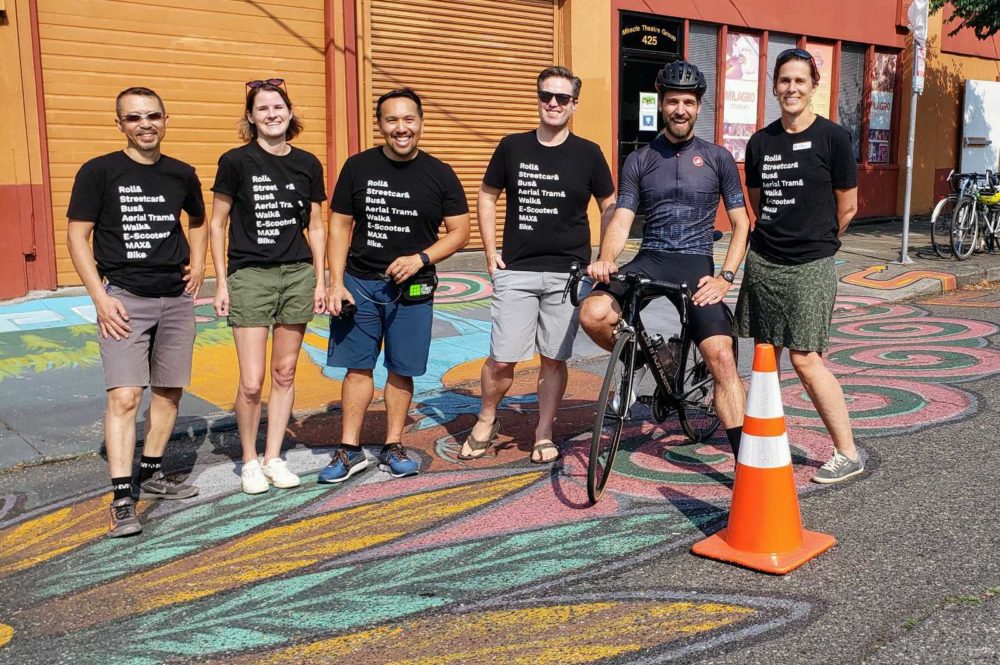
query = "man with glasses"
(67, 87, 207, 537)
(459, 66, 615, 464)
(579, 60, 751, 459)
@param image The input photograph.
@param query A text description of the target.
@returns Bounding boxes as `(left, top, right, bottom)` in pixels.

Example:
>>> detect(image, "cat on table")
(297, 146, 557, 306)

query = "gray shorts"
(98, 285, 195, 389)
(489, 269, 579, 362)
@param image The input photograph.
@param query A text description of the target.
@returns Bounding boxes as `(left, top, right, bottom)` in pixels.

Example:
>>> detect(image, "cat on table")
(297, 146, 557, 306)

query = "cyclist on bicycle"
(579, 60, 751, 457)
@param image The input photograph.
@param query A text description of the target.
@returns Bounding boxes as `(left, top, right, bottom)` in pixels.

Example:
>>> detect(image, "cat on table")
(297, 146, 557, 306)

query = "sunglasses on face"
(537, 90, 576, 106)
(246, 78, 286, 92)
(119, 112, 164, 124)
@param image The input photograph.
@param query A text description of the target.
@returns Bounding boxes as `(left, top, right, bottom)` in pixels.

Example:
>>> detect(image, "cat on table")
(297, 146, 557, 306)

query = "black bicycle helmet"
(655, 60, 707, 99)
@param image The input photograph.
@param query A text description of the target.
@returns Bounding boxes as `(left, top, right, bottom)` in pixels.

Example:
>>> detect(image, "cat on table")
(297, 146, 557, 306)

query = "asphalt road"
(0, 286, 998, 664)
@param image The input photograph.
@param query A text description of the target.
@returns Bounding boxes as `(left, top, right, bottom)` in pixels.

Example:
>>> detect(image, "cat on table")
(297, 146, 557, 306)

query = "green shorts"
(227, 262, 316, 327)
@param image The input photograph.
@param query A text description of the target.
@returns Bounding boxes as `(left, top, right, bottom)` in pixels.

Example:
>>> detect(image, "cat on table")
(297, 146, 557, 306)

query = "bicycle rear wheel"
(588, 330, 635, 504)
(677, 333, 737, 441)
(930, 196, 956, 258)
(951, 197, 979, 261)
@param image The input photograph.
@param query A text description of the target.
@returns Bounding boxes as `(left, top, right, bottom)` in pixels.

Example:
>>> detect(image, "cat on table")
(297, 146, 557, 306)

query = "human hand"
(95, 293, 132, 340)
(385, 254, 425, 284)
(326, 284, 355, 316)
(183, 263, 206, 298)
(485, 252, 506, 276)
(587, 260, 618, 284)
(692, 275, 731, 306)
(313, 284, 327, 314)
(213, 283, 229, 317)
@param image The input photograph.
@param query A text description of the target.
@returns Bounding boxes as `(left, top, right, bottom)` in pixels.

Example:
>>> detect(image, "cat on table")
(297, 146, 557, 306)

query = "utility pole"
(899, 0, 929, 264)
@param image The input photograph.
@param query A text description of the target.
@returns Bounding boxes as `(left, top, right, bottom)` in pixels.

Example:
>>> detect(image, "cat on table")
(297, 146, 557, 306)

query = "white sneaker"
(241, 459, 269, 495)
(262, 457, 301, 489)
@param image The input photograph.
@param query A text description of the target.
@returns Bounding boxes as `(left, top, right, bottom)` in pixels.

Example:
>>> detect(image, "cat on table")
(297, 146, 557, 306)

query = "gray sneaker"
(138, 471, 200, 500)
(812, 450, 865, 484)
(108, 497, 142, 538)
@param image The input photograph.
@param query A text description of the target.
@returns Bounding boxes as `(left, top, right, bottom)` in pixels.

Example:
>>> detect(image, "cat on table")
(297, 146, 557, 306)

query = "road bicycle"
(565, 264, 738, 504)
(950, 170, 1000, 261)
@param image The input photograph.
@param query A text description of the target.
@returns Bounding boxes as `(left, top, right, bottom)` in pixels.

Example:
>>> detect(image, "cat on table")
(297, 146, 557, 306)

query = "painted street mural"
(1, 273, 1000, 663)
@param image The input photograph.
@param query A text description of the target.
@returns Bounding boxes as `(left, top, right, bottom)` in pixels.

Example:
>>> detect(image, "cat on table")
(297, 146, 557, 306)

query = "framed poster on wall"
(723, 32, 759, 161)
(868, 53, 897, 164)
(806, 42, 834, 117)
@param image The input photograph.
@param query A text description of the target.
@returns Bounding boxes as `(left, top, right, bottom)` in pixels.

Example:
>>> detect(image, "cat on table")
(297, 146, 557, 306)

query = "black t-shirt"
(745, 116, 857, 264)
(331, 147, 469, 276)
(67, 151, 205, 297)
(212, 142, 326, 273)
(483, 131, 615, 271)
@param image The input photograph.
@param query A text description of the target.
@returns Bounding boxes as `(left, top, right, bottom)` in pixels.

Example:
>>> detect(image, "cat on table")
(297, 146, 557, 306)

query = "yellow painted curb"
(0, 623, 13, 647)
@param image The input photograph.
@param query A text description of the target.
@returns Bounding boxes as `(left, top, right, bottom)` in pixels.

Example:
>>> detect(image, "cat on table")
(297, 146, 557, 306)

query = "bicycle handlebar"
(563, 262, 690, 307)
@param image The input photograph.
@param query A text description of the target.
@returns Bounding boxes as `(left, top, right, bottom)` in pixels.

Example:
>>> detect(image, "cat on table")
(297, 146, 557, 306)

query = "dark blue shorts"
(326, 272, 433, 377)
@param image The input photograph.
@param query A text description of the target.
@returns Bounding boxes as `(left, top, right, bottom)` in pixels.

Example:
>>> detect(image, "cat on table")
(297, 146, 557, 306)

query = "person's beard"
(664, 111, 697, 141)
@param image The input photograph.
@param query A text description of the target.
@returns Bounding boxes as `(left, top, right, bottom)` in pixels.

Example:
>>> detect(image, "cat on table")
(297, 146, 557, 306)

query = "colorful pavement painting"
(2, 284, 1000, 662)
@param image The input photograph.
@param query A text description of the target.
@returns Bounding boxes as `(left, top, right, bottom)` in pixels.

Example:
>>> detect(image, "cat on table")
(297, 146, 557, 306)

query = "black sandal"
(457, 418, 501, 460)
(531, 439, 562, 464)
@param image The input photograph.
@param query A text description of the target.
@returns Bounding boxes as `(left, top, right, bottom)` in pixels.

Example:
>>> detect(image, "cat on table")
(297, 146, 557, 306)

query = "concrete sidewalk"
(1, 215, 998, 470)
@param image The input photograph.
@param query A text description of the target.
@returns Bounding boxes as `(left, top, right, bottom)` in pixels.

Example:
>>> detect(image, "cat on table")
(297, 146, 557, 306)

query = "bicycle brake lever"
(561, 262, 579, 304)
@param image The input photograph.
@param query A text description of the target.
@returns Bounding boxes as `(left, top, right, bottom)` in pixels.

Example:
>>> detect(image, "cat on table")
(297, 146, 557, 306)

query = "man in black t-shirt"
(321, 88, 470, 484)
(67, 87, 207, 537)
(459, 66, 616, 465)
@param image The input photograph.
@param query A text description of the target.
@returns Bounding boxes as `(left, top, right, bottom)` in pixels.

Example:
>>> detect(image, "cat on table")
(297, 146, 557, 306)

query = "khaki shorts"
(99, 285, 195, 389)
(228, 262, 316, 327)
(489, 269, 579, 362)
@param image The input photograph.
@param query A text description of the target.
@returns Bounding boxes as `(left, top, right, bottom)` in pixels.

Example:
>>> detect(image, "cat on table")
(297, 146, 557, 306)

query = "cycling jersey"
(616, 134, 745, 256)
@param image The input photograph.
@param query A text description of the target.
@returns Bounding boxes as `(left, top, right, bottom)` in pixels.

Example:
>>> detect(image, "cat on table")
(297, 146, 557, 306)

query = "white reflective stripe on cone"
(737, 432, 792, 469)
(744, 370, 784, 419)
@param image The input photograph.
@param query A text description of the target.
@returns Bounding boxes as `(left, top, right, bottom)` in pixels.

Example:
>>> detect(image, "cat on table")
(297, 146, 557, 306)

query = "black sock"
(725, 426, 742, 459)
(138, 455, 163, 483)
(111, 476, 133, 501)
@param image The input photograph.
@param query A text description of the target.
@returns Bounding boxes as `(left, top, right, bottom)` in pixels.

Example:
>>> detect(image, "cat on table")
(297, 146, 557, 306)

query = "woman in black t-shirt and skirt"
(209, 79, 328, 495)
(735, 49, 865, 484)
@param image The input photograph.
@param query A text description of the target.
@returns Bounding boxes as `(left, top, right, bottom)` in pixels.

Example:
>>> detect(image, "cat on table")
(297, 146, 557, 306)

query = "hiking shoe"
(138, 471, 199, 501)
(262, 457, 301, 489)
(241, 459, 270, 495)
(108, 497, 142, 538)
(317, 447, 369, 484)
(812, 450, 865, 484)
(378, 443, 419, 478)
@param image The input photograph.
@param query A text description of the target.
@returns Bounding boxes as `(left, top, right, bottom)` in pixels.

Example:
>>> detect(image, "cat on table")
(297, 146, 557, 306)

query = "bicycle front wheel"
(588, 330, 635, 504)
(930, 196, 956, 258)
(951, 197, 979, 261)
(677, 333, 736, 442)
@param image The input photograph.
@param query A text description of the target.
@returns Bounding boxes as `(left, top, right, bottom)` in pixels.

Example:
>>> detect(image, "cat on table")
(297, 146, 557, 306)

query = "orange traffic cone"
(691, 343, 836, 574)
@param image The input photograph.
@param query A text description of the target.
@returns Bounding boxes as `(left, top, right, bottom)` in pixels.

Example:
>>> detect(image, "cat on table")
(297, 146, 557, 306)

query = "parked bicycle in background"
(950, 170, 1000, 260)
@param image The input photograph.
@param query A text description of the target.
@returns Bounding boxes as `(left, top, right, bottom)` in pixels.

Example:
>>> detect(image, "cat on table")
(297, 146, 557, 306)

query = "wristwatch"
(720, 270, 736, 283)
(418, 251, 430, 267)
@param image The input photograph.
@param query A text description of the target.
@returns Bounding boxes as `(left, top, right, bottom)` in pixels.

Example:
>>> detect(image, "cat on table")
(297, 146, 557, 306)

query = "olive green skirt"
(734, 249, 837, 352)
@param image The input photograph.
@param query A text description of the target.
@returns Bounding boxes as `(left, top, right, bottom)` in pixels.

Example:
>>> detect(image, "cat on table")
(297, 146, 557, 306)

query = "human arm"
(384, 212, 471, 284)
(306, 202, 327, 313)
(746, 188, 760, 218)
(184, 214, 207, 298)
(325, 211, 355, 316)
(477, 183, 504, 275)
(588, 206, 634, 284)
(834, 188, 858, 236)
(692, 205, 751, 306)
(67, 221, 132, 340)
(208, 193, 232, 316)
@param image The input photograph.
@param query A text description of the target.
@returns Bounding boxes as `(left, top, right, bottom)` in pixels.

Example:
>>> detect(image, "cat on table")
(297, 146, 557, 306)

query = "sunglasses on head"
(246, 78, 286, 92)
(776, 48, 815, 64)
(537, 90, 576, 106)
(119, 112, 164, 124)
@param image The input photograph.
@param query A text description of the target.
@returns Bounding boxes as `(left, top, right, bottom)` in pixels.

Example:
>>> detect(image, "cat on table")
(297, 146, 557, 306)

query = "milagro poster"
(868, 53, 897, 164)
(723, 32, 760, 161)
(806, 42, 834, 117)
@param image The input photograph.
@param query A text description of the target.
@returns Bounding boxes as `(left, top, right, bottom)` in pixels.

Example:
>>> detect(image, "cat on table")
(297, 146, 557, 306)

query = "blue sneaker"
(317, 447, 369, 484)
(378, 443, 419, 478)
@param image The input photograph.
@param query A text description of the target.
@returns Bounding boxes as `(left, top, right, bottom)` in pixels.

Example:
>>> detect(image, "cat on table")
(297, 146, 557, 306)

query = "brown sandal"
(531, 439, 562, 464)
(457, 418, 501, 460)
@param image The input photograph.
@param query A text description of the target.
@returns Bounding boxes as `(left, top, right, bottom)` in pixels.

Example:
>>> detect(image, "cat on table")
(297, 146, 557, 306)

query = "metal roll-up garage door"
(36, 0, 328, 286)
(364, 0, 558, 249)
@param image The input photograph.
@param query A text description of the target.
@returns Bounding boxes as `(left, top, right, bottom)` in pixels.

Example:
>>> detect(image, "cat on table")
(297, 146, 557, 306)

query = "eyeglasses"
(246, 78, 286, 92)
(119, 112, 165, 124)
(776, 48, 815, 64)
(537, 90, 576, 106)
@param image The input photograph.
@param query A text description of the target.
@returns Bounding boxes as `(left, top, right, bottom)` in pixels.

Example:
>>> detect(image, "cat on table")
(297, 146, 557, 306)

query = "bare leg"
(788, 350, 857, 459)
(262, 324, 306, 463)
(532, 355, 567, 462)
(698, 334, 745, 429)
(143, 387, 182, 458)
(461, 358, 515, 458)
(579, 292, 622, 351)
(105, 387, 144, 478)
(383, 372, 413, 443)
(232, 326, 270, 464)
(340, 369, 374, 445)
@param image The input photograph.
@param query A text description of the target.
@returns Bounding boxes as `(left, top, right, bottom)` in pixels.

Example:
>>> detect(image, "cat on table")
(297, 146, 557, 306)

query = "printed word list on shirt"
(119, 185, 171, 259)
(516, 162, 565, 231)
(758, 152, 804, 221)
(253, 174, 298, 245)
(365, 179, 415, 248)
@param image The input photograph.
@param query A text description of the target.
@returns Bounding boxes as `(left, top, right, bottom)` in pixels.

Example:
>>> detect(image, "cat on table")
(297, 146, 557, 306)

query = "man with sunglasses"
(460, 66, 615, 464)
(579, 60, 751, 460)
(67, 87, 207, 537)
